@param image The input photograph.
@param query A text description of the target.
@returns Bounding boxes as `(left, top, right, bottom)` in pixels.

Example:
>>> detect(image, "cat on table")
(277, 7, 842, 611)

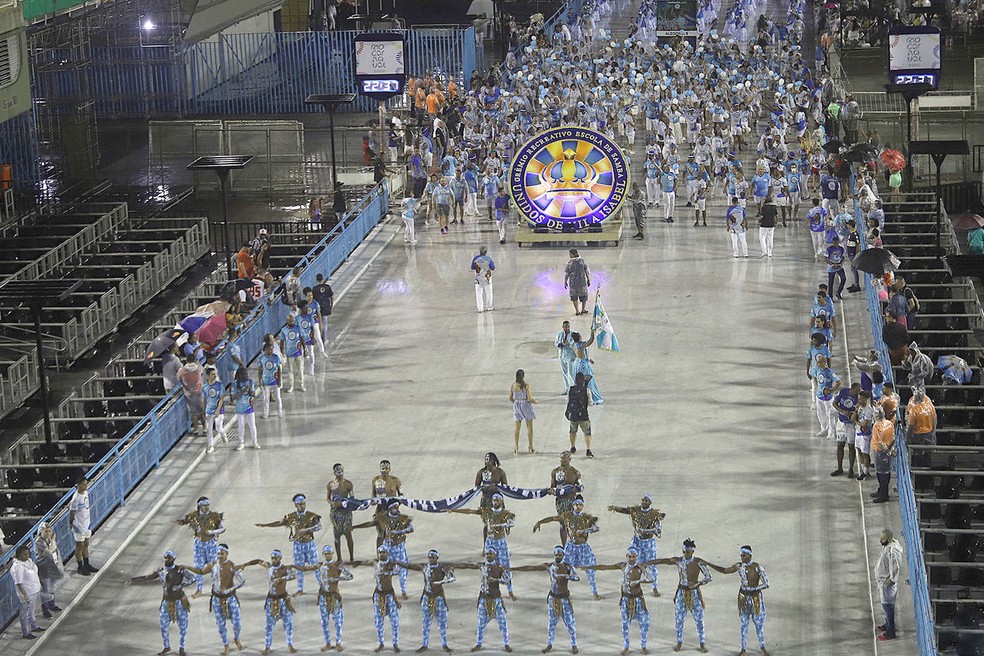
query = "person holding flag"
(592, 288, 620, 355)
(571, 329, 603, 406)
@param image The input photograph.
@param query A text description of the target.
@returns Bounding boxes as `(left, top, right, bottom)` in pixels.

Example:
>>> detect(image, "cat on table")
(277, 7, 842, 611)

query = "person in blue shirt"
(409, 148, 427, 199)
(658, 165, 677, 223)
(825, 235, 847, 299)
(482, 172, 500, 222)
(644, 155, 661, 207)
(471, 246, 495, 312)
(807, 198, 828, 258)
(786, 163, 803, 220)
(832, 382, 861, 478)
(278, 314, 306, 393)
(750, 167, 771, 217)
(182, 333, 207, 366)
(726, 199, 748, 258)
(202, 367, 226, 453)
(811, 289, 838, 339)
(303, 288, 327, 356)
(463, 164, 479, 216)
(819, 168, 840, 215)
(853, 390, 875, 480)
(297, 301, 318, 376)
(450, 170, 467, 226)
(684, 155, 699, 207)
(494, 188, 510, 244)
(813, 354, 841, 441)
(230, 366, 258, 451)
(257, 342, 283, 420)
(807, 333, 831, 406)
(555, 320, 576, 394)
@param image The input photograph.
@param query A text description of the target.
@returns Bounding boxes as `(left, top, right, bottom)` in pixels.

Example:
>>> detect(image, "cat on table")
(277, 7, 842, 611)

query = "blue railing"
(544, 0, 587, 36)
(856, 202, 938, 656)
(0, 181, 389, 629)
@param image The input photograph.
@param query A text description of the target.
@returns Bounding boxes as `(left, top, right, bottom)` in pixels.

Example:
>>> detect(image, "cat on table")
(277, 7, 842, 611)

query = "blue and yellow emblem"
(509, 127, 629, 229)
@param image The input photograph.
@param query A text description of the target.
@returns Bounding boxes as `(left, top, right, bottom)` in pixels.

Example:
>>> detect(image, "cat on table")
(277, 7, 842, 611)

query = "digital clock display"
(892, 72, 938, 87)
(361, 79, 402, 94)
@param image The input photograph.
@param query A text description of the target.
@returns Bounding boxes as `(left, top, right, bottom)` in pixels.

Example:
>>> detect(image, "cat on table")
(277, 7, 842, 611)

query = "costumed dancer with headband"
(583, 546, 654, 655)
(400, 549, 457, 653)
(255, 493, 323, 595)
(457, 546, 512, 653)
(353, 499, 415, 600)
(532, 496, 601, 599)
(255, 549, 297, 654)
(184, 544, 263, 654)
(294, 543, 354, 653)
(358, 545, 405, 653)
(653, 538, 713, 654)
(607, 494, 665, 597)
(326, 463, 356, 563)
(175, 495, 225, 597)
(124, 550, 196, 656)
(447, 492, 517, 599)
(708, 545, 771, 656)
(513, 546, 580, 654)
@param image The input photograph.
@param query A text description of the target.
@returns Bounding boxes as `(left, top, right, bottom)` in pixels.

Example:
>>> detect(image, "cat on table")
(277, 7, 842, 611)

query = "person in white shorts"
(854, 390, 875, 481)
(832, 382, 861, 479)
(69, 477, 98, 575)
(257, 342, 284, 420)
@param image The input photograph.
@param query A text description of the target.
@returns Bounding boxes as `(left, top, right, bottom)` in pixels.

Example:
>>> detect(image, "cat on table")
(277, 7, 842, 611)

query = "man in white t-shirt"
(69, 477, 98, 575)
(11, 545, 45, 638)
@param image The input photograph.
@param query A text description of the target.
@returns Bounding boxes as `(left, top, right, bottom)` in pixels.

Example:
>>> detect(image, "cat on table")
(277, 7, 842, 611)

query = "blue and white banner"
(335, 484, 583, 513)
(592, 288, 620, 353)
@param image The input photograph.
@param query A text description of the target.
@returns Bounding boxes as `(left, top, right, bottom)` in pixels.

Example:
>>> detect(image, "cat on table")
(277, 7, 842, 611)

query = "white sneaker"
(278, 411, 285, 418)
(252, 443, 261, 450)
(262, 413, 269, 420)
(286, 387, 293, 393)
(299, 386, 307, 392)
(206, 446, 214, 454)
(235, 444, 244, 451)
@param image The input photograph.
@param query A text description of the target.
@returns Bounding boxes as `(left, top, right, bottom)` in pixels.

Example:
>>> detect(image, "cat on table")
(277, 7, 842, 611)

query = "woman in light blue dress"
(572, 329, 604, 405)
(509, 369, 538, 454)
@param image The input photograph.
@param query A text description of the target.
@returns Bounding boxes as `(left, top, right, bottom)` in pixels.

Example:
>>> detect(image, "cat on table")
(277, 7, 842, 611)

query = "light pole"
(909, 140, 969, 257)
(187, 155, 255, 280)
(305, 94, 356, 191)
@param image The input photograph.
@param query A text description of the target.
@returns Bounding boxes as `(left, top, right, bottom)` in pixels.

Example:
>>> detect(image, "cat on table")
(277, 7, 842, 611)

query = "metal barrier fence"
(853, 91, 977, 114)
(0, 181, 389, 630)
(186, 27, 477, 116)
(856, 203, 938, 656)
(0, 110, 41, 187)
(0, 349, 40, 423)
(544, 0, 587, 35)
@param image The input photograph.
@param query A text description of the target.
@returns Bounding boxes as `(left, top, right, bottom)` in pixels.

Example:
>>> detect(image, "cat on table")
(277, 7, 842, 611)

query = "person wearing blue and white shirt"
(278, 314, 306, 393)
(644, 154, 661, 207)
(832, 382, 860, 478)
(813, 355, 841, 442)
(231, 366, 259, 451)
(203, 367, 227, 453)
(659, 165, 677, 223)
(69, 477, 97, 575)
(807, 199, 828, 258)
(825, 235, 847, 300)
(726, 199, 748, 258)
(401, 197, 418, 244)
(472, 246, 495, 312)
(257, 342, 284, 420)
(555, 320, 577, 395)
(786, 164, 803, 220)
(297, 301, 319, 376)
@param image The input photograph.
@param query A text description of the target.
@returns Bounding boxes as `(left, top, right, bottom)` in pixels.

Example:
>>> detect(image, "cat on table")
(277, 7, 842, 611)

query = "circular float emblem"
(509, 127, 629, 230)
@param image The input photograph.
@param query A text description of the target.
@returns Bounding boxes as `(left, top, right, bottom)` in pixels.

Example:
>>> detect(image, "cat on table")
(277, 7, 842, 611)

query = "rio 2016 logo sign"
(509, 127, 629, 230)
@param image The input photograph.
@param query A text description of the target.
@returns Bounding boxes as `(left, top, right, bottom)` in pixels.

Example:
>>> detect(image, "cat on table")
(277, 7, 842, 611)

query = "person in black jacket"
(566, 372, 593, 458)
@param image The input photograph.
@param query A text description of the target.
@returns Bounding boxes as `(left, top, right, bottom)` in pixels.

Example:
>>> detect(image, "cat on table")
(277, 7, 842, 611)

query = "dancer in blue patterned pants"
(293, 538, 320, 593)
(213, 596, 242, 648)
(320, 594, 344, 647)
(654, 539, 712, 651)
(631, 535, 659, 594)
(741, 605, 767, 652)
(265, 596, 295, 651)
(373, 591, 400, 647)
(125, 551, 195, 656)
(386, 541, 410, 596)
(547, 597, 577, 650)
(467, 548, 511, 651)
(194, 538, 219, 593)
(476, 598, 509, 649)
(621, 595, 650, 652)
(674, 589, 706, 645)
(485, 537, 513, 594)
(563, 542, 598, 595)
(421, 596, 449, 649)
(707, 545, 771, 655)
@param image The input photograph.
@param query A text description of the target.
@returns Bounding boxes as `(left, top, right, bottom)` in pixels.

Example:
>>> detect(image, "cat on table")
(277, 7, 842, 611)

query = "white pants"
(320, 316, 330, 346)
(687, 180, 698, 203)
(403, 216, 415, 242)
(466, 192, 479, 215)
(260, 384, 284, 418)
(305, 342, 316, 375)
(205, 412, 225, 448)
(663, 191, 675, 219)
(645, 178, 660, 204)
(816, 398, 836, 440)
(285, 356, 305, 391)
(475, 282, 494, 311)
(237, 412, 258, 446)
(496, 218, 506, 242)
(730, 232, 748, 257)
(312, 326, 326, 355)
(810, 231, 826, 256)
(821, 197, 839, 216)
(758, 226, 774, 256)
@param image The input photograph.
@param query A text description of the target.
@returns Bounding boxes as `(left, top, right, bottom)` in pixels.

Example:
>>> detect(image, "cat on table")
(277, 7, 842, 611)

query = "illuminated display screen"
(361, 79, 402, 94)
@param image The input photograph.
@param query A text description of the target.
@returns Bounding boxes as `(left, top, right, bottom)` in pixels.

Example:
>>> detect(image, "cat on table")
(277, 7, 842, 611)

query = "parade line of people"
(118, 454, 770, 655)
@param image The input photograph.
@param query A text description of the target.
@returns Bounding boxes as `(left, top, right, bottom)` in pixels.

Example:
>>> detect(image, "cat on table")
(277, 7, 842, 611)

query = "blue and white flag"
(592, 288, 620, 353)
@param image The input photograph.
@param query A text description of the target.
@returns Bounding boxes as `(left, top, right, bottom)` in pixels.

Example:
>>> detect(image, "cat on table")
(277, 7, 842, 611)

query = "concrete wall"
(184, 10, 277, 98)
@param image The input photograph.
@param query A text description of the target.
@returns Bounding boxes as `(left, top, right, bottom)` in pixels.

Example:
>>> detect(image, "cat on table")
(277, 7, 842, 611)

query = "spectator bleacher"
(880, 190, 984, 654)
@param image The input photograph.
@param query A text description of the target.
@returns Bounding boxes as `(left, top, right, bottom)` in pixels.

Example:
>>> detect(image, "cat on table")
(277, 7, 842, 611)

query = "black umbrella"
(852, 143, 878, 158)
(843, 149, 867, 163)
(852, 248, 901, 275)
(822, 139, 843, 154)
(145, 327, 184, 360)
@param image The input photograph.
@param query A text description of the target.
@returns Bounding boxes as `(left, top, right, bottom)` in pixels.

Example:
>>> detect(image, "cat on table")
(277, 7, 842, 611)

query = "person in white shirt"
(874, 529, 903, 641)
(11, 545, 45, 639)
(69, 477, 98, 576)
